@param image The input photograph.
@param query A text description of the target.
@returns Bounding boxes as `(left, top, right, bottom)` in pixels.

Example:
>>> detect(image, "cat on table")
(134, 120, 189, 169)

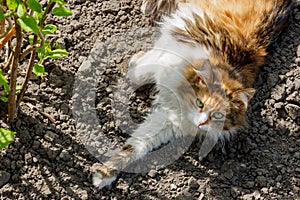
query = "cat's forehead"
(194, 65, 242, 95)
(201, 92, 224, 103)
(200, 92, 227, 111)
(196, 75, 227, 98)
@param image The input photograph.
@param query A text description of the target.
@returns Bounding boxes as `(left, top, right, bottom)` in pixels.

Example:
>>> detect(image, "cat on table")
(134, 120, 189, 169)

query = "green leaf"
(0, 97, 8, 102)
(0, 69, 9, 93)
(55, 42, 62, 49)
(26, 0, 42, 13)
(33, 63, 44, 76)
(16, 85, 21, 94)
(7, 0, 19, 11)
(0, 11, 4, 20)
(42, 24, 57, 35)
(29, 35, 34, 45)
(29, 35, 41, 45)
(17, 3, 26, 17)
(0, 128, 16, 150)
(36, 48, 43, 60)
(52, 6, 72, 16)
(38, 40, 51, 60)
(17, 14, 39, 35)
(51, 0, 67, 6)
(45, 49, 68, 59)
(33, 11, 43, 22)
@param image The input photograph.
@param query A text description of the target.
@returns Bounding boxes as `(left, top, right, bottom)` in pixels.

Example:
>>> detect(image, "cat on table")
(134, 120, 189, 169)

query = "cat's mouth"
(198, 119, 209, 126)
(198, 123, 209, 131)
(197, 118, 226, 131)
(197, 117, 210, 130)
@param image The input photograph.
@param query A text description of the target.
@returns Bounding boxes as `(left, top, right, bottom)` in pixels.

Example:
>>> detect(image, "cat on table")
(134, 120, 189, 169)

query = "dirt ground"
(1, 0, 300, 199)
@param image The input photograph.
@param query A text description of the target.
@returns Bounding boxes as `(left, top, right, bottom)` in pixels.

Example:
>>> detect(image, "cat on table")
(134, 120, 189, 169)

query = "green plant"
(0, 0, 72, 149)
(0, 127, 15, 150)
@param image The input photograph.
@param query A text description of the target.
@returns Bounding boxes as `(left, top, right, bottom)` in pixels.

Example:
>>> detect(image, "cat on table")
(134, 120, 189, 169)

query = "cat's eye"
(212, 112, 224, 119)
(196, 98, 204, 108)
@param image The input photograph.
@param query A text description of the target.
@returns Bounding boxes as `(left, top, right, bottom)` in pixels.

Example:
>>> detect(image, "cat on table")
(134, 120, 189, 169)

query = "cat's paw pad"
(129, 51, 145, 68)
(93, 172, 117, 189)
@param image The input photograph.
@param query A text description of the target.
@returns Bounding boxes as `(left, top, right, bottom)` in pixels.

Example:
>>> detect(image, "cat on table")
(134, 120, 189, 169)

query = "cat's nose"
(198, 119, 209, 126)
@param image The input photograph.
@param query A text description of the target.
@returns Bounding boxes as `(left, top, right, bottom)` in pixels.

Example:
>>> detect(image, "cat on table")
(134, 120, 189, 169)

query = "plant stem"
(0, 26, 15, 49)
(0, 19, 5, 35)
(2, 51, 13, 71)
(16, 2, 56, 108)
(8, 19, 22, 124)
(16, 35, 37, 109)
(39, 2, 55, 27)
(0, 17, 13, 38)
(20, 31, 45, 61)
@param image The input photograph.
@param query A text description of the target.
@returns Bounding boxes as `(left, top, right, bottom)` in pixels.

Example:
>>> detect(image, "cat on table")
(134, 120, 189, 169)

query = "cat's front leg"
(92, 144, 134, 189)
(93, 109, 174, 189)
(92, 164, 117, 190)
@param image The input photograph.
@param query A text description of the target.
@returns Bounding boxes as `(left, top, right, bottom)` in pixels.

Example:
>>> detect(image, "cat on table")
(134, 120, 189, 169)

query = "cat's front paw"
(129, 51, 145, 68)
(93, 172, 117, 189)
(92, 163, 117, 189)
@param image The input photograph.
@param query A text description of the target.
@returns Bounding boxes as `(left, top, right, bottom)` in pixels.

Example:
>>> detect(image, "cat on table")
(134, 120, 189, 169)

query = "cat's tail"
(256, 0, 293, 48)
(141, 0, 189, 20)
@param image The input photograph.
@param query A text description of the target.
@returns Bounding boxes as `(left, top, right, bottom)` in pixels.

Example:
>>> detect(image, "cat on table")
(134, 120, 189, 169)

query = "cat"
(93, 0, 293, 189)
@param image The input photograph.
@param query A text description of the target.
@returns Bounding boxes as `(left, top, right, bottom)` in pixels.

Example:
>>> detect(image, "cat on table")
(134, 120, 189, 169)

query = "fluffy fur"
(93, 0, 292, 189)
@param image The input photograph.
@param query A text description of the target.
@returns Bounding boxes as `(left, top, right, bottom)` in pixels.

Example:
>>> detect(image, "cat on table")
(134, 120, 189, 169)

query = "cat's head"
(182, 59, 255, 133)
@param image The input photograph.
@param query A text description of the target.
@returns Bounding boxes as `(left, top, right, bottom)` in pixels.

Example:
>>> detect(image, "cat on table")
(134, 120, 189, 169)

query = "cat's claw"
(92, 172, 117, 189)
(129, 51, 145, 68)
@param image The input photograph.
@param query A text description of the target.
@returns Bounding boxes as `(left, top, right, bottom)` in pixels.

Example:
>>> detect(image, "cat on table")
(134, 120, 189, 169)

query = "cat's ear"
(232, 88, 256, 110)
(192, 60, 213, 82)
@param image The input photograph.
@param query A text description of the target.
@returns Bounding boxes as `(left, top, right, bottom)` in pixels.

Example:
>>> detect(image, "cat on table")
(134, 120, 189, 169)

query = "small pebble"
(148, 170, 158, 178)
(170, 183, 177, 190)
(188, 177, 199, 189)
(0, 171, 11, 188)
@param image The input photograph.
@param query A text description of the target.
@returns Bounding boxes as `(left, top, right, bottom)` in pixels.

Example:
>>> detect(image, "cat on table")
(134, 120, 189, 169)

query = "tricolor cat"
(93, 0, 292, 189)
